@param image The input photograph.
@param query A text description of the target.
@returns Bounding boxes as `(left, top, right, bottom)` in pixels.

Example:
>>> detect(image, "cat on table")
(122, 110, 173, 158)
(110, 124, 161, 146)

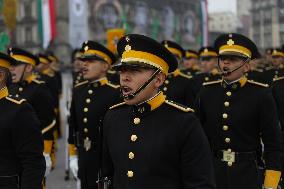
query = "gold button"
(205, 77, 209, 81)
(131, 135, 138, 142)
(227, 148, 232, 153)
(128, 152, 135, 159)
(84, 128, 88, 133)
(83, 118, 88, 123)
(224, 102, 229, 107)
(227, 161, 233, 166)
(15, 94, 19, 98)
(223, 113, 228, 119)
(225, 138, 231, 143)
(165, 80, 169, 84)
(226, 91, 232, 96)
(133, 118, 140, 125)
(223, 125, 229, 131)
(86, 98, 91, 103)
(84, 108, 88, 112)
(19, 87, 23, 92)
(127, 171, 134, 178)
(163, 87, 167, 91)
(88, 90, 93, 94)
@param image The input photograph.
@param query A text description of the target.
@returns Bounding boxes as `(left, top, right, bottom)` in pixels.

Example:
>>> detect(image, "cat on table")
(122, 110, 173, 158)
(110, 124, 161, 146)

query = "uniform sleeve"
(34, 85, 56, 141)
(67, 93, 78, 155)
(11, 103, 45, 189)
(102, 111, 114, 179)
(259, 89, 282, 188)
(181, 114, 216, 189)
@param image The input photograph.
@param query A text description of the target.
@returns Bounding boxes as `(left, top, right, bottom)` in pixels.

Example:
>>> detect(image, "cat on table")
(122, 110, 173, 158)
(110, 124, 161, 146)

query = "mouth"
(11, 73, 16, 81)
(82, 68, 88, 75)
(120, 85, 133, 96)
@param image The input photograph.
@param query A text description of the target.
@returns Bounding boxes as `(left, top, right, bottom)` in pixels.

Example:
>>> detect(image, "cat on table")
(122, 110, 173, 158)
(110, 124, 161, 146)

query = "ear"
(244, 62, 250, 72)
(25, 64, 33, 72)
(154, 72, 166, 88)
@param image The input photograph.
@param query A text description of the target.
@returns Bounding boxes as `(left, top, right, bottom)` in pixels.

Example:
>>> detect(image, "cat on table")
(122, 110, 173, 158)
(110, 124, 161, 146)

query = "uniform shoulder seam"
(203, 80, 222, 86)
(74, 80, 88, 88)
(247, 80, 269, 87)
(5, 96, 26, 104)
(273, 76, 284, 82)
(109, 102, 126, 110)
(178, 72, 193, 79)
(106, 82, 120, 89)
(32, 79, 45, 84)
(165, 100, 194, 112)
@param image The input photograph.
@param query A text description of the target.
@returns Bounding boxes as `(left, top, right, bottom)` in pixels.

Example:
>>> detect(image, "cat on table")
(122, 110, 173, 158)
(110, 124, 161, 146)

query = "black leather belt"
(0, 175, 19, 185)
(214, 150, 257, 162)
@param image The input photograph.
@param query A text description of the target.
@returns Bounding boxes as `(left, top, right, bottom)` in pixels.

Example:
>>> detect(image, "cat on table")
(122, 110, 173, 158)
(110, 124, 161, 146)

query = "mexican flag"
(37, 0, 56, 49)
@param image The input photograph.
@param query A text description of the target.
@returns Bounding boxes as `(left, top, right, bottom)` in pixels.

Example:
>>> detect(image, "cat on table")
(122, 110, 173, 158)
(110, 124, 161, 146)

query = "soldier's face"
(219, 55, 250, 81)
(9, 64, 26, 83)
(120, 67, 165, 105)
(82, 60, 108, 80)
(271, 56, 283, 67)
(200, 57, 217, 73)
(183, 58, 197, 69)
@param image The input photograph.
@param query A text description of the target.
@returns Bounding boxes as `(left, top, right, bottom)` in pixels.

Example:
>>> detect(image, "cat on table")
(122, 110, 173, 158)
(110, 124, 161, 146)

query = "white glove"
(43, 153, 52, 177)
(69, 155, 78, 179)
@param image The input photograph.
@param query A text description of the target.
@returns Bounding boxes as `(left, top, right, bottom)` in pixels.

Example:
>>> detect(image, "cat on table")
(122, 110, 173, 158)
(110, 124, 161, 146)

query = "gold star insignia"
(125, 45, 131, 52)
(204, 48, 208, 52)
(126, 36, 130, 42)
(227, 39, 234, 46)
(84, 46, 89, 52)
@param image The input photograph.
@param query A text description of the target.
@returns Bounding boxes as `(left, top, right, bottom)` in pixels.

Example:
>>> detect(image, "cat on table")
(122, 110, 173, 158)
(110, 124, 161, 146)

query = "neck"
(224, 75, 244, 85)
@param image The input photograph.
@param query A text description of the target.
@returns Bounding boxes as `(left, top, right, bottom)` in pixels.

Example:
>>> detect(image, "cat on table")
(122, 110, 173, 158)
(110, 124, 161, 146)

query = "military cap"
(214, 33, 260, 59)
(37, 53, 51, 65)
(198, 46, 218, 57)
(184, 49, 198, 59)
(271, 48, 284, 57)
(80, 40, 116, 65)
(115, 34, 178, 74)
(161, 40, 185, 59)
(7, 47, 39, 66)
(0, 52, 16, 69)
(46, 51, 58, 62)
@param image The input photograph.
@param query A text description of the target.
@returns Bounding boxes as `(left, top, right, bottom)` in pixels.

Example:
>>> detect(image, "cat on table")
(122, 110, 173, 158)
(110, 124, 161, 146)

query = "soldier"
(160, 40, 196, 107)
(102, 34, 215, 189)
(193, 46, 220, 94)
(0, 52, 45, 189)
(68, 40, 121, 189)
(261, 48, 284, 85)
(71, 49, 85, 86)
(271, 76, 284, 188)
(195, 33, 281, 189)
(7, 47, 56, 178)
(181, 49, 200, 76)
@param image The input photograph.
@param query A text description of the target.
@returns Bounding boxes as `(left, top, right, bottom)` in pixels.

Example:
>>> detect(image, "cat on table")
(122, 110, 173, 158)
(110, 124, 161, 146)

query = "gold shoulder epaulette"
(247, 80, 269, 87)
(109, 102, 126, 110)
(273, 76, 284, 82)
(165, 100, 194, 112)
(74, 80, 88, 88)
(106, 82, 120, 89)
(6, 96, 26, 104)
(178, 72, 193, 79)
(203, 80, 222, 86)
(33, 79, 45, 84)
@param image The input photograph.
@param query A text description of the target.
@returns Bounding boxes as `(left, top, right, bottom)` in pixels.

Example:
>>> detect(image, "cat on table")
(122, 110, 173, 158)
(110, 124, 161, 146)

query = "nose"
(120, 70, 131, 83)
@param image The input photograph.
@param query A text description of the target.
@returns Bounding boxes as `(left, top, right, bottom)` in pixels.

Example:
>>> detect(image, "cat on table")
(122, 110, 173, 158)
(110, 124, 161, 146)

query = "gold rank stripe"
(273, 76, 284, 82)
(5, 97, 26, 104)
(74, 80, 88, 88)
(42, 119, 56, 134)
(203, 80, 222, 86)
(247, 80, 269, 87)
(109, 102, 126, 110)
(165, 100, 194, 112)
(106, 82, 120, 89)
